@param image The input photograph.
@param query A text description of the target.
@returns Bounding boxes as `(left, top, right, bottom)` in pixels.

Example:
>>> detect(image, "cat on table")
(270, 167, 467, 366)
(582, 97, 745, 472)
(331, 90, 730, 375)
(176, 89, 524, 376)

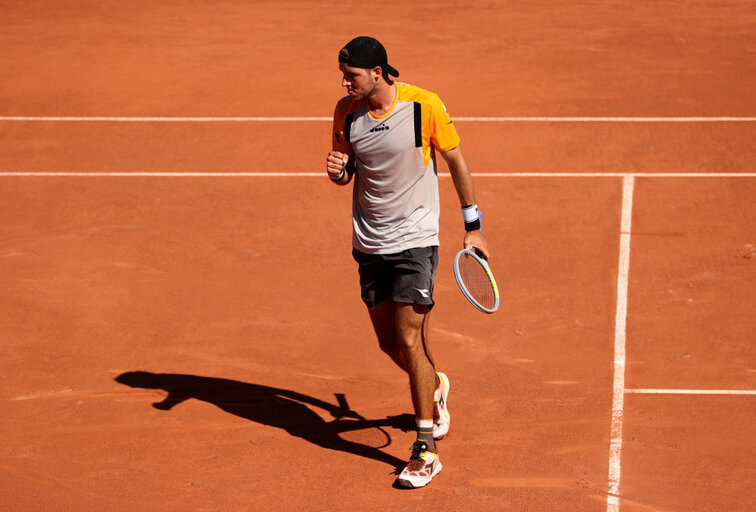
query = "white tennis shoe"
(433, 372, 451, 440)
(394, 441, 442, 489)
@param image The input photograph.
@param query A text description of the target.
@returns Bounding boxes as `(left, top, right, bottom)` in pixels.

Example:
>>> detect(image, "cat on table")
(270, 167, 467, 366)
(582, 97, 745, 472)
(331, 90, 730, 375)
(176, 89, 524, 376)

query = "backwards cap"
(338, 36, 399, 77)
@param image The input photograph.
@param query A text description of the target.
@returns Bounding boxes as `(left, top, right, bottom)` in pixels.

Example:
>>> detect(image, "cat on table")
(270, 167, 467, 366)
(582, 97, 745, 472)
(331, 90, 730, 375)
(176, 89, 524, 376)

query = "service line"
(1, 172, 756, 178)
(626, 389, 756, 395)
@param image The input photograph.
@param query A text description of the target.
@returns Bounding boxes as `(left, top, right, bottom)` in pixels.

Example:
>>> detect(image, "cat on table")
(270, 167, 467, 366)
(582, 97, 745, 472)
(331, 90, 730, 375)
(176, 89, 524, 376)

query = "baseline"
(2, 116, 756, 123)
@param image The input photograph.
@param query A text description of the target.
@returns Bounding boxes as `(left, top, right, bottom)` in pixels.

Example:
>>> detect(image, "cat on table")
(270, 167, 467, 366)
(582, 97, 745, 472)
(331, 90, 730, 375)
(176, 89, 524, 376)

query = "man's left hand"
(464, 230, 490, 260)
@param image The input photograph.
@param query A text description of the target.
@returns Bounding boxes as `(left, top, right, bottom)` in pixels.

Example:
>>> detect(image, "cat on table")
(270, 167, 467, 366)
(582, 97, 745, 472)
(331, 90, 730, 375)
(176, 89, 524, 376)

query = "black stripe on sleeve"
(413, 102, 422, 147)
(344, 113, 354, 143)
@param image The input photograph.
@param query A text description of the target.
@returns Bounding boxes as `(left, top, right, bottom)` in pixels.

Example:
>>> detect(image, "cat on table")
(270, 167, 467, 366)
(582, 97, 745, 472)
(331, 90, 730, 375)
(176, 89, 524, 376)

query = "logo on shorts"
(415, 288, 430, 298)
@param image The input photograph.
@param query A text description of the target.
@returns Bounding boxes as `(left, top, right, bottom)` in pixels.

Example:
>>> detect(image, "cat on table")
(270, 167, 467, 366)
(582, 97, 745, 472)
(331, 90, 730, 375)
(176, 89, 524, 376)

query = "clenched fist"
(326, 151, 349, 182)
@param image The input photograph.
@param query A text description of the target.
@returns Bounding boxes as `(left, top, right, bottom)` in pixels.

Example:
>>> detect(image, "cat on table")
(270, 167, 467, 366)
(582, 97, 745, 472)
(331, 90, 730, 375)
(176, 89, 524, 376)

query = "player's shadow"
(115, 371, 413, 471)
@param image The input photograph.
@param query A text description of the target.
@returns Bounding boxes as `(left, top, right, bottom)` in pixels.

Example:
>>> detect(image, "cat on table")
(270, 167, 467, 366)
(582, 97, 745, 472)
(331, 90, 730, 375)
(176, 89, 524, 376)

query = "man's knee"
(378, 334, 400, 355)
(395, 329, 424, 353)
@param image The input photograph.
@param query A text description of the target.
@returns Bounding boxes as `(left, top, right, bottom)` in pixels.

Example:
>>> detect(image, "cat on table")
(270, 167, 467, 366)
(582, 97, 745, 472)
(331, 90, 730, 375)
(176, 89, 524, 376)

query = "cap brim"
(384, 64, 399, 77)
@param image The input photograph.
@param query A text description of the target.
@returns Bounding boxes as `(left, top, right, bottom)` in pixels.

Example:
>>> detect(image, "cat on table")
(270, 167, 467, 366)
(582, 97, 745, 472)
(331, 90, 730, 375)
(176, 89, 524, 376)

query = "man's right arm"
(329, 98, 356, 186)
(326, 151, 352, 185)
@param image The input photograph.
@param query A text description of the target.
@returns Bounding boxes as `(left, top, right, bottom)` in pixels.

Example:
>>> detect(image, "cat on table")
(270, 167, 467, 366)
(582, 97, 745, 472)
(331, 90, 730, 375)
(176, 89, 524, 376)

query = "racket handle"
(467, 245, 486, 260)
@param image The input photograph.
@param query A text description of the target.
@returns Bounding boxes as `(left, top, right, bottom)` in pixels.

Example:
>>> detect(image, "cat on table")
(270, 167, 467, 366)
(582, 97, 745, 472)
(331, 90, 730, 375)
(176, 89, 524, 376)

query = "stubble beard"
(357, 75, 379, 102)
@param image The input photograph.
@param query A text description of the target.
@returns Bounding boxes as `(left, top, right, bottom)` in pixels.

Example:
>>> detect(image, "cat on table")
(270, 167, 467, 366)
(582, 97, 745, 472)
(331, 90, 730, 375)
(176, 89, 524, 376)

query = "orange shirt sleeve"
(428, 93, 460, 152)
(332, 96, 354, 155)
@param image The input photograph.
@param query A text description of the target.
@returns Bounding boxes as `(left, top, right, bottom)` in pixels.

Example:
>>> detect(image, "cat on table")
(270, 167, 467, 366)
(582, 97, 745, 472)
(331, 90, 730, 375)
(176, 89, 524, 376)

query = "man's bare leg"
(395, 303, 436, 424)
(368, 302, 438, 399)
(368, 300, 444, 488)
(367, 300, 409, 372)
(368, 301, 437, 439)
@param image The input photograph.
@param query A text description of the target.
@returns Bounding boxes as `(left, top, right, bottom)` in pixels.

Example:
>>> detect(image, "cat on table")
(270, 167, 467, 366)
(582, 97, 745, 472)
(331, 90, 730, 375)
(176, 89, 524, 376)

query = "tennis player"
(326, 36, 490, 489)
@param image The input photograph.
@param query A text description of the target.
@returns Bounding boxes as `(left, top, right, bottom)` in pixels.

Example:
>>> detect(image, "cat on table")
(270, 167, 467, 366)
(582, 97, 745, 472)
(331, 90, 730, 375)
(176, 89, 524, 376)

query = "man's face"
(339, 62, 378, 101)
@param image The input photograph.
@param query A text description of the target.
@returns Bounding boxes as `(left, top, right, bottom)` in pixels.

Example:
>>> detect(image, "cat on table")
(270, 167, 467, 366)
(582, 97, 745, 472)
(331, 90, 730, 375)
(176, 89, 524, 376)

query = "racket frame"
(453, 247, 500, 314)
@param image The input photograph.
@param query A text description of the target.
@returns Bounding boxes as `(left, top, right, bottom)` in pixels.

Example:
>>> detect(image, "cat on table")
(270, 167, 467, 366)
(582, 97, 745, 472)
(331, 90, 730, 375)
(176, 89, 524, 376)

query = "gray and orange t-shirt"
(332, 82, 460, 254)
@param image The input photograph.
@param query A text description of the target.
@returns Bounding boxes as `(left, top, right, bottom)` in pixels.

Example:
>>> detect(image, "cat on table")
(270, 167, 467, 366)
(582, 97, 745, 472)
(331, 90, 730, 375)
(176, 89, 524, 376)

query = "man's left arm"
(440, 146, 491, 259)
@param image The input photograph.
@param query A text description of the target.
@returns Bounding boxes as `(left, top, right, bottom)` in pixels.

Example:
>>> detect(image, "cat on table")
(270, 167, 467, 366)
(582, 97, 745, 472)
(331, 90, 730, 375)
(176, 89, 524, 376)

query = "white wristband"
(461, 204, 478, 223)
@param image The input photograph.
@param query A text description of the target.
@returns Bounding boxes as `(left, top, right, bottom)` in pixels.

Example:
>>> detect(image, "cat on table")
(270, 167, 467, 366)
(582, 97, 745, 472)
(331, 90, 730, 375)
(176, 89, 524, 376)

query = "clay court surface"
(1, 2, 755, 511)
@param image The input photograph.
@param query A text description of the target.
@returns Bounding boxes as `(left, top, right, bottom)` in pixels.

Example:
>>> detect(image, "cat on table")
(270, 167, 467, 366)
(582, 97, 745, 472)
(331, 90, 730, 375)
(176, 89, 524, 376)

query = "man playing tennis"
(326, 36, 490, 489)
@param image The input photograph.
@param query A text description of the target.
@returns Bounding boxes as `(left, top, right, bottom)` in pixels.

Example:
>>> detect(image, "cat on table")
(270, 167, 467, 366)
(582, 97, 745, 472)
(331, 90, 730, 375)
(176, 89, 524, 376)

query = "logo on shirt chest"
(369, 123, 390, 133)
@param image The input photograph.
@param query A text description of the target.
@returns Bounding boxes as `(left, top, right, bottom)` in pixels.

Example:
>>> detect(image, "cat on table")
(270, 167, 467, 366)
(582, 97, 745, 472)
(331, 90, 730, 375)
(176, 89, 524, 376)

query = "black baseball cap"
(338, 36, 399, 77)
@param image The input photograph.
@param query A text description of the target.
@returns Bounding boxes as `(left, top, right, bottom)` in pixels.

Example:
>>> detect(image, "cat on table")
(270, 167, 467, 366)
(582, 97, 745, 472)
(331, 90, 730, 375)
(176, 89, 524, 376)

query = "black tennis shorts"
(352, 246, 439, 308)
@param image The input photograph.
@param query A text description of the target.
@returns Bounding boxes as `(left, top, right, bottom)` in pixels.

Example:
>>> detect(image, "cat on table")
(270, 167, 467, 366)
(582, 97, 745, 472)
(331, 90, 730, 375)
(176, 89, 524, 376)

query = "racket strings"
(458, 254, 496, 309)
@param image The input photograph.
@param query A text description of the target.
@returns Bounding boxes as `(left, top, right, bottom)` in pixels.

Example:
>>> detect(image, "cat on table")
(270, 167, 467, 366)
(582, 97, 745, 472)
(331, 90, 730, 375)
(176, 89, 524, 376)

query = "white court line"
(468, 173, 756, 178)
(607, 175, 634, 512)
(2, 116, 756, 122)
(626, 389, 756, 395)
(0, 172, 328, 177)
(0, 116, 333, 122)
(458, 117, 756, 122)
(1, 172, 756, 178)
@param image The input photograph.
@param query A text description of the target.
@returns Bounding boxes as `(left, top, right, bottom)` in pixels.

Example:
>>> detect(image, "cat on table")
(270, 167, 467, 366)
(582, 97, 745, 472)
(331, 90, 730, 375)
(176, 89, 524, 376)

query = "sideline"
(606, 175, 634, 512)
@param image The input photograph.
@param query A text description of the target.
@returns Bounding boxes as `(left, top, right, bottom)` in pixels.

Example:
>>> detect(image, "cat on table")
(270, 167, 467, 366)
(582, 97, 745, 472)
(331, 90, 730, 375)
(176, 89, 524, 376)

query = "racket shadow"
(115, 371, 414, 471)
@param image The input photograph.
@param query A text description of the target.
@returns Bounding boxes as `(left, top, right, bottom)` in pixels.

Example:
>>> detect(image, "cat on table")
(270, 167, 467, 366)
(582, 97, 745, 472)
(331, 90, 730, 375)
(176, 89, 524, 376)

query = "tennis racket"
(453, 246, 499, 313)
